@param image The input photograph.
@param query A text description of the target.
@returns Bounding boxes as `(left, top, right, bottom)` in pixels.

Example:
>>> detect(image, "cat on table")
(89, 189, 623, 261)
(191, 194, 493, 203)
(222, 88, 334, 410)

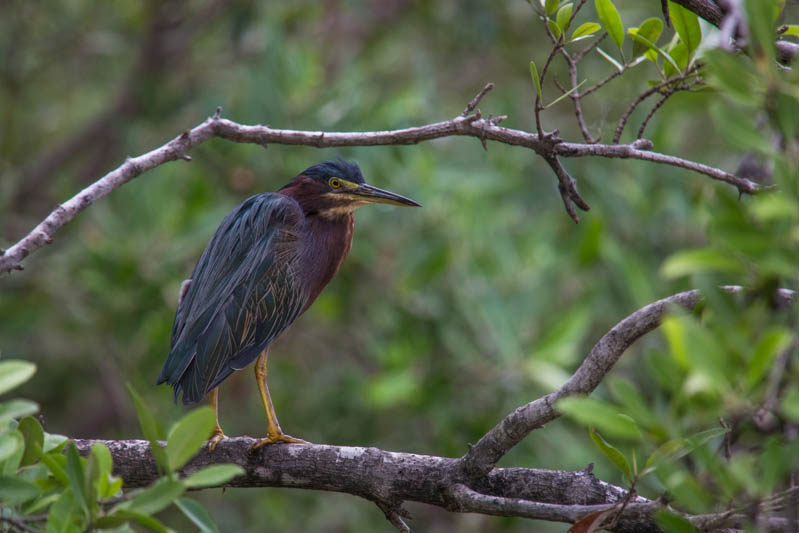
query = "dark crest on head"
(299, 159, 365, 184)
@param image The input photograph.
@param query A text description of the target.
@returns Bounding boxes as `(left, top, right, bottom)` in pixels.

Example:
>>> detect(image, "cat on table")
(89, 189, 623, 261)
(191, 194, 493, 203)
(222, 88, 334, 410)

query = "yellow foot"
(251, 433, 309, 450)
(207, 429, 227, 451)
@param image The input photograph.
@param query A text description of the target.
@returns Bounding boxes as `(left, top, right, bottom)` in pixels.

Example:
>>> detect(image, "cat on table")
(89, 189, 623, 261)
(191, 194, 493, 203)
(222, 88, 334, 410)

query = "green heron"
(157, 159, 420, 449)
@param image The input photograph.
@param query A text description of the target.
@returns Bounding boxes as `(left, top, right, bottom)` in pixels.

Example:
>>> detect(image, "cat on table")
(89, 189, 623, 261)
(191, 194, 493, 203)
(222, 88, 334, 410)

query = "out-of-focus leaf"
(589, 428, 632, 481)
(558, 397, 642, 439)
(0, 399, 39, 421)
(710, 103, 773, 154)
(556, 3, 573, 33)
(126, 384, 168, 472)
(112, 510, 170, 533)
(571, 22, 601, 39)
(596, 47, 623, 71)
(0, 474, 41, 503)
(668, 1, 701, 53)
(743, 0, 778, 63)
(117, 477, 185, 516)
(0, 360, 36, 395)
(545, 0, 560, 15)
(530, 60, 543, 100)
(631, 18, 663, 59)
(661, 248, 743, 278)
(166, 406, 215, 471)
(784, 25, 799, 37)
(607, 378, 659, 432)
(182, 464, 244, 488)
(0, 429, 23, 462)
(655, 510, 697, 532)
(47, 489, 81, 533)
(38, 445, 69, 486)
(747, 328, 792, 388)
(65, 442, 90, 521)
(176, 497, 220, 533)
(18, 416, 44, 466)
(781, 385, 799, 421)
(43, 433, 68, 453)
(702, 49, 760, 106)
(751, 193, 799, 222)
(595, 0, 624, 52)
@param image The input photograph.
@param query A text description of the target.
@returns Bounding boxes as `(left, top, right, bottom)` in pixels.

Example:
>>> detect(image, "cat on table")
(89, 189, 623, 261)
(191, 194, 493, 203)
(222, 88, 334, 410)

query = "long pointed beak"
(350, 183, 421, 207)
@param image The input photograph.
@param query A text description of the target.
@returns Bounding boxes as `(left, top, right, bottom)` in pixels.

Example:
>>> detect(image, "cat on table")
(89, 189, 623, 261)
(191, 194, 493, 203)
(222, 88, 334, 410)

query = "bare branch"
(461, 83, 495, 116)
(1, 88, 760, 274)
(459, 286, 796, 479)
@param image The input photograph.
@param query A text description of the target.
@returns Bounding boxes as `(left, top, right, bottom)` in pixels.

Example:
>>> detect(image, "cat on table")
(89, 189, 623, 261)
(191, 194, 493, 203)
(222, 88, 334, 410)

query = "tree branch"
(0, 87, 760, 274)
(459, 286, 796, 479)
(67, 286, 796, 531)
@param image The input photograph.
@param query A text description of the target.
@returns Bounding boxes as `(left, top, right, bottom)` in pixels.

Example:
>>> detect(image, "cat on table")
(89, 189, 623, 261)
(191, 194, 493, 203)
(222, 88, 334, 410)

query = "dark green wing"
(158, 193, 308, 404)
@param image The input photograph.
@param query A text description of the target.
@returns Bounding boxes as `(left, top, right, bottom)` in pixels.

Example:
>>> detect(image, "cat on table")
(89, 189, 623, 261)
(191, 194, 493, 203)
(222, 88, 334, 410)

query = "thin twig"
(613, 65, 702, 143)
(461, 83, 495, 116)
(636, 80, 701, 139)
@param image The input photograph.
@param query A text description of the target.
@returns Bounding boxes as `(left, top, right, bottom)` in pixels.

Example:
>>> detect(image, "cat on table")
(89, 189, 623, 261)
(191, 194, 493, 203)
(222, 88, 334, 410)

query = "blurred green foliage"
(1, 0, 798, 531)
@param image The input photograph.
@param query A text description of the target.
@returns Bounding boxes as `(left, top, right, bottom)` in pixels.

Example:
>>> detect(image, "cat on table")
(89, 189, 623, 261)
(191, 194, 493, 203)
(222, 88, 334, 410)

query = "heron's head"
(281, 159, 420, 217)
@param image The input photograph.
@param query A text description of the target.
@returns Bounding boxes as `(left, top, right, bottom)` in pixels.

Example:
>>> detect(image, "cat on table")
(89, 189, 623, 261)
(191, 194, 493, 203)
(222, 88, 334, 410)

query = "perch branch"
(1, 87, 759, 275)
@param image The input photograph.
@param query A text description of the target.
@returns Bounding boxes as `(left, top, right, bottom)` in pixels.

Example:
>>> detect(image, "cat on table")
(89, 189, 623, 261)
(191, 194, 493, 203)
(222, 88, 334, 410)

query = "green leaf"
(0, 360, 37, 395)
(668, 1, 701, 53)
(120, 478, 185, 516)
(38, 445, 70, 486)
(629, 32, 680, 74)
(43, 433, 68, 453)
(743, 0, 778, 63)
(571, 22, 601, 39)
(0, 474, 41, 503)
(0, 428, 23, 462)
(65, 442, 90, 521)
(784, 25, 799, 37)
(548, 19, 562, 40)
(661, 248, 743, 278)
(110, 510, 170, 533)
(631, 18, 663, 59)
(557, 396, 642, 439)
(655, 510, 698, 532)
(596, 47, 623, 71)
(747, 328, 792, 388)
(47, 489, 81, 533)
(530, 60, 543, 100)
(544, 0, 559, 15)
(166, 406, 215, 471)
(126, 383, 168, 472)
(18, 416, 44, 466)
(664, 42, 689, 77)
(594, 0, 624, 52)
(556, 3, 573, 33)
(589, 428, 632, 481)
(710, 103, 773, 154)
(607, 378, 659, 431)
(781, 385, 799, 422)
(183, 464, 244, 488)
(702, 49, 760, 106)
(0, 399, 39, 421)
(175, 497, 220, 533)
(751, 193, 799, 222)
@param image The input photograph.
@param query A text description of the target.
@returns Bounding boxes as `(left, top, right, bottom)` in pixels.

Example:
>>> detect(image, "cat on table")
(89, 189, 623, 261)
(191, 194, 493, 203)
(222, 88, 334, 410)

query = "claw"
(208, 428, 227, 451)
(251, 433, 309, 450)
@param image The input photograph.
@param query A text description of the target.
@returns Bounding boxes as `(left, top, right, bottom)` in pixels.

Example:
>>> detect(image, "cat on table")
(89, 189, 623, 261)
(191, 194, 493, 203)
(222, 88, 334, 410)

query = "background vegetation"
(1, 0, 798, 531)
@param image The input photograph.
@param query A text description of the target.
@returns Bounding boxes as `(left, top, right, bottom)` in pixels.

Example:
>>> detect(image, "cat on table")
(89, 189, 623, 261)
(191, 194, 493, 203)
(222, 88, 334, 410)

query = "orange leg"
(251, 349, 308, 449)
(207, 387, 227, 451)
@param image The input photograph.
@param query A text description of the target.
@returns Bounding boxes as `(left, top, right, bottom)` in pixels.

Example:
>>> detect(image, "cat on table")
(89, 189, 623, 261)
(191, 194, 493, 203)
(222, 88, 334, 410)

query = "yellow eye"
(329, 178, 342, 189)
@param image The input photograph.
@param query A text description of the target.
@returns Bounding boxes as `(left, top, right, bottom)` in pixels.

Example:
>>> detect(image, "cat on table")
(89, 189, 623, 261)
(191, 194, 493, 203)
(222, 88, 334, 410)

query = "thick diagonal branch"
(459, 286, 796, 479)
